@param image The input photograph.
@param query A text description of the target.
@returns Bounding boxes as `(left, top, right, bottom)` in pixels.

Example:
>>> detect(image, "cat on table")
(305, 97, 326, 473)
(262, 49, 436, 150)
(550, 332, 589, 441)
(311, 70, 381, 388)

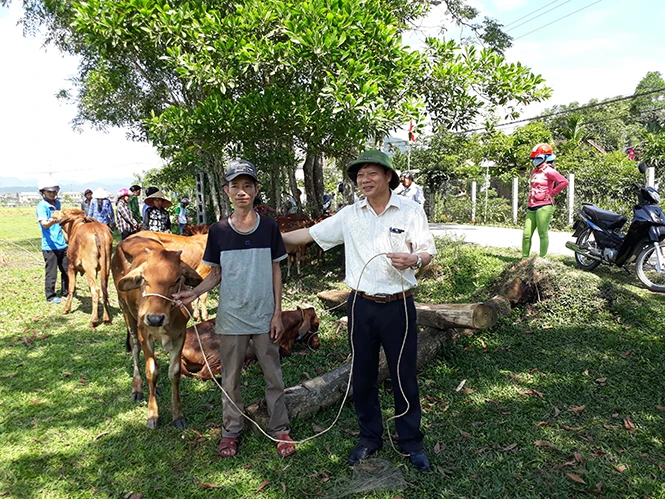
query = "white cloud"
(0, 6, 163, 182)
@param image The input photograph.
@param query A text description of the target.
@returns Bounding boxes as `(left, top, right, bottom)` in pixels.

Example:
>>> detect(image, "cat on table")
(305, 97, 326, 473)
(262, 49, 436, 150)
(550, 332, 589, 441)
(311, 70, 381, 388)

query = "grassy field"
(1, 206, 665, 498)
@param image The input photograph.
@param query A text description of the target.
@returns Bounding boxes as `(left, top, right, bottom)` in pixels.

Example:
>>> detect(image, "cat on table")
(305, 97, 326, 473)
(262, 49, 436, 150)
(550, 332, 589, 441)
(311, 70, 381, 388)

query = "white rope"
(144, 252, 415, 454)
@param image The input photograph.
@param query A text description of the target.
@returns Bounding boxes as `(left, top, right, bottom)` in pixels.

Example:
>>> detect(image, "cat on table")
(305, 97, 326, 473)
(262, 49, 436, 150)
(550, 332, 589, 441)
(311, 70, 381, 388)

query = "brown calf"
(56, 209, 113, 328)
(112, 236, 203, 429)
(126, 232, 212, 321)
(180, 307, 320, 380)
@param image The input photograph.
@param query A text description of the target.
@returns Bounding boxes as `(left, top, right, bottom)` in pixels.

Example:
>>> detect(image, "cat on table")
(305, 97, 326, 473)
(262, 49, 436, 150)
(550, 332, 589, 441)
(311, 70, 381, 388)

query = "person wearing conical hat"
(88, 187, 115, 230)
(142, 190, 172, 233)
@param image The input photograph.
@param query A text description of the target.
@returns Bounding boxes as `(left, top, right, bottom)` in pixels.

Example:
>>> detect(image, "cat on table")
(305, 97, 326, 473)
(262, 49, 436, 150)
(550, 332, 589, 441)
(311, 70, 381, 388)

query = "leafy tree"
(630, 71, 665, 133)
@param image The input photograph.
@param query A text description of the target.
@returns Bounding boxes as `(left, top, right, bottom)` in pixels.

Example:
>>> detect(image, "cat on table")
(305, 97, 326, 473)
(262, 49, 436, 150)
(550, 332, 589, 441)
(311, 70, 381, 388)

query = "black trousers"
(43, 249, 69, 301)
(347, 292, 423, 453)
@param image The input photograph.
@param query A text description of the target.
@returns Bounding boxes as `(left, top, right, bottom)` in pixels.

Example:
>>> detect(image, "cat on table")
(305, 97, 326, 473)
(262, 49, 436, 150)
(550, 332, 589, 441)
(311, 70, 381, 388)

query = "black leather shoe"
(346, 443, 379, 465)
(408, 450, 430, 472)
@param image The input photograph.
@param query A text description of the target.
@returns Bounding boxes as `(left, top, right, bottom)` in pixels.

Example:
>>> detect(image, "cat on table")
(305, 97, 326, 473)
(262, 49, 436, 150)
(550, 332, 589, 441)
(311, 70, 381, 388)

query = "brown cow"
(112, 236, 203, 429)
(180, 307, 320, 380)
(126, 232, 212, 321)
(55, 209, 113, 328)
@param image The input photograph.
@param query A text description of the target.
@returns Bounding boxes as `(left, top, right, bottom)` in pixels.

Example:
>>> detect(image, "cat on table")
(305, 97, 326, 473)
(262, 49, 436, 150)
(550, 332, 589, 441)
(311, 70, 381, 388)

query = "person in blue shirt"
(36, 177, 69, 304)
(88, 187, 115, 230)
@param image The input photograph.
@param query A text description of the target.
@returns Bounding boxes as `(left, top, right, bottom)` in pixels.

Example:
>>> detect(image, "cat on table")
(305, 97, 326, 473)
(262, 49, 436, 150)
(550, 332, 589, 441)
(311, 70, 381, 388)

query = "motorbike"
(566, 162, 665, 291)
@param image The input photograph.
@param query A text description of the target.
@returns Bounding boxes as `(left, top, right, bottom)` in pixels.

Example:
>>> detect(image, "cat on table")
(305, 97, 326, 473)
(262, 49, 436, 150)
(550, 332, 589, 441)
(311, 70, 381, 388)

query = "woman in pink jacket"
(522, 143, 569, 258)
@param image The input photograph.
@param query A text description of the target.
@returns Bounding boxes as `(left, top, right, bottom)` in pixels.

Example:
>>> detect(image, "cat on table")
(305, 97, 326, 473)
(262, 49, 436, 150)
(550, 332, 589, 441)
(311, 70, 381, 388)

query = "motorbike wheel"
(636, 243, 665, 292)
(574, 229, 601, 271)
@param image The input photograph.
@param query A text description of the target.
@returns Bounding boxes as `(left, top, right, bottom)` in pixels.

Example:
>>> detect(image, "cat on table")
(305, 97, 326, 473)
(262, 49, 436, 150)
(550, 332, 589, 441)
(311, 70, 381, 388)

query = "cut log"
(317, 290, 508, 329)
(246, 326, 453, 421)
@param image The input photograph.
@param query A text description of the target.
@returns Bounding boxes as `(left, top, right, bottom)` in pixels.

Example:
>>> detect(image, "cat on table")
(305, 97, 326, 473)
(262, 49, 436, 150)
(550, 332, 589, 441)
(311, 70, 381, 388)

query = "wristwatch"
(411, 254, 423, 270)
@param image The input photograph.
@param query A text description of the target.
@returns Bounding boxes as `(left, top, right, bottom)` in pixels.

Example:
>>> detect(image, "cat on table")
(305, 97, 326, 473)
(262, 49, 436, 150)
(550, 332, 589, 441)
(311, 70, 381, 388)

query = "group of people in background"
(77, 184, 193, 238)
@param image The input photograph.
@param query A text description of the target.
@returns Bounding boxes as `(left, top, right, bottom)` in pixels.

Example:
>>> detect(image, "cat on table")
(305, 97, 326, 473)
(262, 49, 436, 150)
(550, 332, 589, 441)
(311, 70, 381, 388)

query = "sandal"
(275, 433, 296, 458)
(218, 436, 238, 458)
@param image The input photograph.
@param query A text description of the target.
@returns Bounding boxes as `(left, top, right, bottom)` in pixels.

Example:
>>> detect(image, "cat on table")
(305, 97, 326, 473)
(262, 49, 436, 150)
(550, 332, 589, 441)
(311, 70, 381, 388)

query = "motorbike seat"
(582, 204, 627, 230)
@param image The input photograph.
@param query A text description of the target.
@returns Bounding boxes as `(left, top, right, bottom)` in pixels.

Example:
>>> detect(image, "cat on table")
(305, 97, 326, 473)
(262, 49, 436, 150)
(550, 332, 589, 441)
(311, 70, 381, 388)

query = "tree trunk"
(302, 150, 315, 216)
(316, 290, 509, 330)
(206, 171, 222, 222)
(311, 152, 324, 218)
(246, 326, 455, 421)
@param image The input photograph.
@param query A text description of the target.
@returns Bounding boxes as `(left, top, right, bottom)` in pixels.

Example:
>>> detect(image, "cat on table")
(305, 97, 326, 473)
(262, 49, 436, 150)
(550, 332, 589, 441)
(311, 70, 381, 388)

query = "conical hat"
(144, 190, 173, 208)
(92, 187, 111, 199)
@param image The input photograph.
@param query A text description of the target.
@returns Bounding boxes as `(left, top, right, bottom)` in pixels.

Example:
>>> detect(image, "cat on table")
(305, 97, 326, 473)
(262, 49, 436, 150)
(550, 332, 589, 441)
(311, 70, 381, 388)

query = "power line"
(504, 0, 562, 28)
(462, 86, 665, 133)
(506, 0, 573, 32)
(513, 0, 604, 40)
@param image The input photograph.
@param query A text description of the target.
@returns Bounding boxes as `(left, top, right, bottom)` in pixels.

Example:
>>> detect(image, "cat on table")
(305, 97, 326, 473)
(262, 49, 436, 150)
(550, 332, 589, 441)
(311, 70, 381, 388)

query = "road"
(429, 223, 572, 256)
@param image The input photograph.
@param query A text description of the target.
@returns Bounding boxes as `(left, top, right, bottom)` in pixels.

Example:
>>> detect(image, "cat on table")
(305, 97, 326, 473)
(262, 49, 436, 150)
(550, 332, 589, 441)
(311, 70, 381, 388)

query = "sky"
(1, 0, 664, 182)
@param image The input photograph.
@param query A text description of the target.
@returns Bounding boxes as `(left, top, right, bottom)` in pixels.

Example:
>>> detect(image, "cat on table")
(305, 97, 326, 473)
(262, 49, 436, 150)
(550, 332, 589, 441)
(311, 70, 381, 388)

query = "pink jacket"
(528, 164, 568, 208)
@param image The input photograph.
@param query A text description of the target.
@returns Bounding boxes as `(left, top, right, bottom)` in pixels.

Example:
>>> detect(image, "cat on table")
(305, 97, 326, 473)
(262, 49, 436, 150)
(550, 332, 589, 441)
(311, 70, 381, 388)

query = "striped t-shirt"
(203, 214, 287, 335)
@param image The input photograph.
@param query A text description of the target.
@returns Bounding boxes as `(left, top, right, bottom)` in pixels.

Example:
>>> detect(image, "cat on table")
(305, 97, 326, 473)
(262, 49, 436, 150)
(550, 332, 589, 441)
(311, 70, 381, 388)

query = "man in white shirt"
(282, 150, 436, 472)
(399, 173, 425, 205)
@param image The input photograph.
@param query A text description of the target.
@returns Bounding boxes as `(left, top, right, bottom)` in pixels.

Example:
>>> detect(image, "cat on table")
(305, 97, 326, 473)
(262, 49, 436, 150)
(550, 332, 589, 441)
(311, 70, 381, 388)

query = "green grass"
(1, 207, 665, 498)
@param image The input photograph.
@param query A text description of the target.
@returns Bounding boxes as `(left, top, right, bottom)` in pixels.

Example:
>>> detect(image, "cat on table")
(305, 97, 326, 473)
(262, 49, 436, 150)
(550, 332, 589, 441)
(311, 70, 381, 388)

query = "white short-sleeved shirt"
(310, 193, 437, 295)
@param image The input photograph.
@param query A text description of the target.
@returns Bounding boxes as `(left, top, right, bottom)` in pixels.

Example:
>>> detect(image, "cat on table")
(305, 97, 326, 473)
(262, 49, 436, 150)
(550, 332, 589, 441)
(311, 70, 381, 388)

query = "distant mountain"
(0, 177, 136, 194)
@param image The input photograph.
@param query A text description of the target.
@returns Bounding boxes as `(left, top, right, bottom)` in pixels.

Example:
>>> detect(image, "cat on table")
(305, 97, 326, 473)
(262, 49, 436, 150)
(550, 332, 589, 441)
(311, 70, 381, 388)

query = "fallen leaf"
(202, 403, 214, 409)
(573, 452, 583, 463)
(534, 440, 552, 447)
(312, 424, 325, 433)
(322, 476, 329, 483)
(198, 482, 222, 489)
(281, 482, 286, 493)
(79, 376, 87, 385)
(459, 430, 473, 438)
(503, 443, 518, 451)
(479, 338, 487, 348)
(455, 379, 467, 392)
(63, 372, 72, 377)
(562, 425, 583, 431)
(595, 378, 607, 383)
(94, 431, 109, 441)
(603, 424, 618, 430)
(622, 350, 631, 357)
(434, 442, 446, 454)
(0, 373, 17, 378)
(343, 429, 360, 436)
(535, 421, 549, 428)
(568, 405, 585, 413)
(656, 406, 665, 412)
(613, 464, 627, 473)
(584, 370, 589, 376)
(553, 407, 561, 417)
(555, 460, 578, 469)
(125, 493, 143, 499)
(256, 480, 270, 492)
(566, 473, 586, 484)
(462, 387, 476, 395)
(623, 416, 636, 430)
(594, 482, 603, 493)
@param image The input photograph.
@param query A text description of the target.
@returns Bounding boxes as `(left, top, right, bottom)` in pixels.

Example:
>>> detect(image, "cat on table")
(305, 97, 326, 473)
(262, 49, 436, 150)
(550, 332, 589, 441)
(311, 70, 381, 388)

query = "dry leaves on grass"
(197, 482, 222, 489)
(623, 416, 636, 433)
(256, 481, 270, 492)
(517, 389, 544, 398)
(124, 493, 143, 499)
(573, 452, 583, 463)
(566, 473, 586, 484)
(568, 405, 586, 413)
(534, 440, 553, 448)
(503, 443, 518, 452)
(656, 406, 665, 412)
(455, 379, 467, 392)
(433, 442, 446, 454)
(613, 464, 627, 473)
(459, 430, 473, 438)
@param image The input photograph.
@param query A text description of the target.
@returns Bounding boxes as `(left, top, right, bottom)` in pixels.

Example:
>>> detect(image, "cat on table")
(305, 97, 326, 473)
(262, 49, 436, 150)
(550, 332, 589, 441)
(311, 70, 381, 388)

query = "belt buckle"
(371, 293, 390, 303)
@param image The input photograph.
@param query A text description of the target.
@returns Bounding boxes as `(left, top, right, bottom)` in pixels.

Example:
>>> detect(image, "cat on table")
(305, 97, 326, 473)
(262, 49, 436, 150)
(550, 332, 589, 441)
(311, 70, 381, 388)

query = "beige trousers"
(220, 333, 290, 438)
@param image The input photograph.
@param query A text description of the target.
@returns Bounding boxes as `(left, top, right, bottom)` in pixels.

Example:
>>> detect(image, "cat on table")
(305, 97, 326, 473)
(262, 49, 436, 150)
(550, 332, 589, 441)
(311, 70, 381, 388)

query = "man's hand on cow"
(270, 315, 284, 343)
(386, 252, 418, 271)
(173, 289, 198, 307)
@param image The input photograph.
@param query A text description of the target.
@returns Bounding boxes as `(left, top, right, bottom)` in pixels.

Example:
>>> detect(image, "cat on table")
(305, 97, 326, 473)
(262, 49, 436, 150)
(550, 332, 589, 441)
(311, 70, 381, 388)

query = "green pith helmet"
(346, 150, 399, 190)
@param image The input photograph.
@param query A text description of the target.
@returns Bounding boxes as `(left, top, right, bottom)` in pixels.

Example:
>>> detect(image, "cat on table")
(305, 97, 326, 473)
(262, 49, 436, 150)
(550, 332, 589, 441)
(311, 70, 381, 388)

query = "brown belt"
(355, 289, 413, 303)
